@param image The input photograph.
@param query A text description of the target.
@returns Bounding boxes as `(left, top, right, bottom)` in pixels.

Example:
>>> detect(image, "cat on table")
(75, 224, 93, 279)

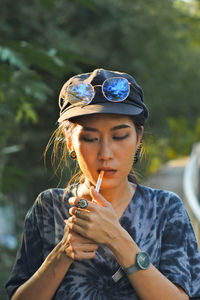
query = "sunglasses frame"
(64, 77, 132, 107)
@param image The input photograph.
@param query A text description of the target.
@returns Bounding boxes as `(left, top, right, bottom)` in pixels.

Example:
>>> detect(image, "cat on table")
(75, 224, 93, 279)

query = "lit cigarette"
(95, 170, 104, 192)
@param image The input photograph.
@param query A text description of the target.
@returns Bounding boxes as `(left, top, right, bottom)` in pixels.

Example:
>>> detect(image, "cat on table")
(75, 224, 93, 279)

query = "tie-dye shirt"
(6, 185, 200, 299)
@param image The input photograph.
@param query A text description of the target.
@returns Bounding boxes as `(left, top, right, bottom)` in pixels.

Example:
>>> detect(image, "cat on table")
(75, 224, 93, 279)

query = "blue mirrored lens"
(102, 77, 130, 102)
(67, 83, 94, 104)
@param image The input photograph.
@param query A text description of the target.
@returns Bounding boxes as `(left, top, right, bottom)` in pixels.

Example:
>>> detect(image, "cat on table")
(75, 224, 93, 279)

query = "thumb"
(90, 186, 110, 207)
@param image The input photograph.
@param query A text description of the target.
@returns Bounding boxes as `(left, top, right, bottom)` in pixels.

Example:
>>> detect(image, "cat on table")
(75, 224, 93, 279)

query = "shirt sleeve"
(159, 192, 200, 298)
(5, 201, 44, 299)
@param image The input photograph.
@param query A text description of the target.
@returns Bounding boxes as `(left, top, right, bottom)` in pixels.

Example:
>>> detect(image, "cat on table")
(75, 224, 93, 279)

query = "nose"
(98, 139, 113, 161)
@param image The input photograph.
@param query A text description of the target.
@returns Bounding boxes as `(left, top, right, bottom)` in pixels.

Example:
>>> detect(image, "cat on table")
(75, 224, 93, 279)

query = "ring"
(75, 210, 80, 217)
(76, 198, 88, 209)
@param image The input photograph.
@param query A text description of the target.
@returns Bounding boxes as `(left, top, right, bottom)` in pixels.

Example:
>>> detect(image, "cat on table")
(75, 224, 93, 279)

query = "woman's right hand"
(60, 220, 98, 261)
(10, 221, 97, 300)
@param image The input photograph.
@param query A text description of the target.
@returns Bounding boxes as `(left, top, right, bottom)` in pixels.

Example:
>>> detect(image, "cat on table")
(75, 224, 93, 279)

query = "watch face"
(137, 252, 150, 270)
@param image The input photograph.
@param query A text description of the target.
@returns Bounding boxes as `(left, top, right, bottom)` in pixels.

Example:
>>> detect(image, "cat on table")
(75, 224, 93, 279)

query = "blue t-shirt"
(5, 185, 200, 299)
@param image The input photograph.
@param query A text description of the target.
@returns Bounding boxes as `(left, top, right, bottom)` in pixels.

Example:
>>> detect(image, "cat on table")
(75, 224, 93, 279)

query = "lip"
(98, 168, 117, 172)
(97, 168, 117, 176)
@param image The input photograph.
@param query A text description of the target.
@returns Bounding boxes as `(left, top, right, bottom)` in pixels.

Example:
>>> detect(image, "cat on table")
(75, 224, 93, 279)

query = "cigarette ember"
(95, 170, 104, 192)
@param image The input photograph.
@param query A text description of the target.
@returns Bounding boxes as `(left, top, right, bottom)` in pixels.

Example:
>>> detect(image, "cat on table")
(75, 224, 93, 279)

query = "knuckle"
(68, 234, 74, 243)
(87, 213, 93, 222)
(85, 222, 91, 231)
(92, 205, 98, 213)
(83, 229, 89, 238)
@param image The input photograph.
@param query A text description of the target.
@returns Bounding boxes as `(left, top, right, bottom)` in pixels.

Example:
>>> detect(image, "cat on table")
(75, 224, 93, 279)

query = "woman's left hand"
(67, 186, 123, 247)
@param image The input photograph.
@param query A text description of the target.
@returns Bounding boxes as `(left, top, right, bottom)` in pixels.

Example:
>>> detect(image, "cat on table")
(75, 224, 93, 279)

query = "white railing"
(183, 142, 200, 246)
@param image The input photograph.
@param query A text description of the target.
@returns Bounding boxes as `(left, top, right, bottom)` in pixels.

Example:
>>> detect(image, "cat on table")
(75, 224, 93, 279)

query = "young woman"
(6, 69, 200, 299)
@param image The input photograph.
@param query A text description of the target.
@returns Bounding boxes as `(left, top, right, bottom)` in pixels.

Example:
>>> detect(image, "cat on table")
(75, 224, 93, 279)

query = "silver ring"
(75, 210, 80, 217)
(76, 198, 88, 209)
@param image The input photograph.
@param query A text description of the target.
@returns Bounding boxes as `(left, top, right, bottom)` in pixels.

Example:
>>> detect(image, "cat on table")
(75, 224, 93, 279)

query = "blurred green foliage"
(1, 0, 200, 298)
(142, 117, 200, 174)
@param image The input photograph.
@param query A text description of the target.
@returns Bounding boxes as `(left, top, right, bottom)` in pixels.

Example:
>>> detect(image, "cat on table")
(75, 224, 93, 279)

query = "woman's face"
(68, 114, 142, 190)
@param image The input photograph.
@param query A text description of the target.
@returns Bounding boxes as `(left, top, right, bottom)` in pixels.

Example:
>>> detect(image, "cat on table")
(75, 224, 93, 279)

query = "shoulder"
(137, 184, 187, 220)
(138, 184, 184, 206)
(138, 184, 181, 199)
(32, 186, 77, 209)
(25, 188, 63, 216)
(25, 186, 76, 224)
(36, 188, 65, 205)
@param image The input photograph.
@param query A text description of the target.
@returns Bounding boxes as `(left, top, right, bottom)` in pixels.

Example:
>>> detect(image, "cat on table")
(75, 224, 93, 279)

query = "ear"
(67, 136, 73, 152)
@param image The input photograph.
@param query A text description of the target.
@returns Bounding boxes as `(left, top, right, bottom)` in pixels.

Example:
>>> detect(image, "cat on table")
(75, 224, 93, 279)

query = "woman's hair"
(45, 114, 145, 190)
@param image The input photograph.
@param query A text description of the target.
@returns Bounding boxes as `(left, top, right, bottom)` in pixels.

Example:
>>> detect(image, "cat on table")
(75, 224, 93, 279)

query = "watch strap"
(123, 262, 140, 275)
(112, 267, 124, 283)
(112, 251, 150, 283)
(112, 263, 139, 283)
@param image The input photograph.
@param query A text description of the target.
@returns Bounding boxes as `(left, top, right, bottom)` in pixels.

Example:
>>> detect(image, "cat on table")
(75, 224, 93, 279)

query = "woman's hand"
(60, 220, 98, 261)
(67, 186, 124, 247)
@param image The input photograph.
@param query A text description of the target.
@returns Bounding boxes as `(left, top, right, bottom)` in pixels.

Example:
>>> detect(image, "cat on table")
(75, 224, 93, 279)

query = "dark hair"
(45, 114, 145, 190)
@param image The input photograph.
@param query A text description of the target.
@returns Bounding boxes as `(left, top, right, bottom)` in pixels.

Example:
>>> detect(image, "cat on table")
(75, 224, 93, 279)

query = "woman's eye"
(113, 134, 129, 140)
(81, 137, 98, 142)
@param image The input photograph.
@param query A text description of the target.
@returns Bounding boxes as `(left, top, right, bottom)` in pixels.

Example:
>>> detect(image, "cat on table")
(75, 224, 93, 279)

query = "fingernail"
(68, 197, 76, 204)
(69, 207, 73, 215)
(91, 186, 97, 193)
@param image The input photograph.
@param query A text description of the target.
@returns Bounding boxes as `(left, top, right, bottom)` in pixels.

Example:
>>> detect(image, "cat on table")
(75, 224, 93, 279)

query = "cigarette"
(95, 170, 104, 192)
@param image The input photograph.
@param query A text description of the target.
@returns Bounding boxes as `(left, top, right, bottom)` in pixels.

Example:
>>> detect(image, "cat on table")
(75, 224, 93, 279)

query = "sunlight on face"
(69, 114, 142, 189)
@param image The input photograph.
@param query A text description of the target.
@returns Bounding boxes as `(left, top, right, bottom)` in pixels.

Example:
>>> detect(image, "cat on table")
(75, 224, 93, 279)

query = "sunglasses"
(64, 77, 134, 106)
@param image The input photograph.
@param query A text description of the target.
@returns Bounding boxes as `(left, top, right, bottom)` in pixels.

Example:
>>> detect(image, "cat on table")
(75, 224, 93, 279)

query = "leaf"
(0, 64, 13, 81)
(15, 101, 38, 124)
(74, 0, 96, 10)
(11, 69, 53, 103)
(0, 42, 66, 76)
(0, 47, 27, 70)
(40, 0, 55, 11)
(2, 166, 24, 193)
(0, 92, 5, 102)
(17, 42, 66, 76)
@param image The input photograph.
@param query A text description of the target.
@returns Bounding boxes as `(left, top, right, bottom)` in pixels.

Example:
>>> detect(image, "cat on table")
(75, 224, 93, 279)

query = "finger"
(67, 220, 89, 238)
(68, 196, 90, 208)
(68, 196, 78, 206)
(63, 221, 70, 235)
(69, 200, 99, 215)
(68, 216, 89, 230)
(69, 197, 92, 210)
(78, 243, 98, 252)
(69, 207, 89, 220)
(90, 186, 111, 207)
(63, 245, 96, 261)
(64, 226, 97, 245)
(76, 199, 88, 209)
(74, 251, 97, 261)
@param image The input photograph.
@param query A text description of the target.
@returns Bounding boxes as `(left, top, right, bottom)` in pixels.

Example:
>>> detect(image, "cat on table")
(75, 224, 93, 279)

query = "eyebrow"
(82, 124, 131, 132)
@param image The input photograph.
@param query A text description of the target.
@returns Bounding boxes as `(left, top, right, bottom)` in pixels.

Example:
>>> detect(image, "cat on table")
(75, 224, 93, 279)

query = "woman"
(6, 69, 200, 299)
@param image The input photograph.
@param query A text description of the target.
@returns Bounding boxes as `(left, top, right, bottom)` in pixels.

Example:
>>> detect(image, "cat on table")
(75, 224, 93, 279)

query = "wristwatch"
(112, 251, 150, 283)
(123, 251, 150, 275)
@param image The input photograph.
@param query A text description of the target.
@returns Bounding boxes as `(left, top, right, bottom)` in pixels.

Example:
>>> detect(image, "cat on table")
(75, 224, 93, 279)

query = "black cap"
(58, 68, 149, 123)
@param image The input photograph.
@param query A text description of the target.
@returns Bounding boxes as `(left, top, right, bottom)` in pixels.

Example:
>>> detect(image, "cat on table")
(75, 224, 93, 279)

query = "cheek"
(75, 144, 96, 172)
(71, 133, 97, 179)
(119, 141, 136, 168)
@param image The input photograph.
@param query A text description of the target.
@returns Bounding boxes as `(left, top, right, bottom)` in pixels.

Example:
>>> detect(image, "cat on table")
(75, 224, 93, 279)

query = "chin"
(100, 181, 118, 191)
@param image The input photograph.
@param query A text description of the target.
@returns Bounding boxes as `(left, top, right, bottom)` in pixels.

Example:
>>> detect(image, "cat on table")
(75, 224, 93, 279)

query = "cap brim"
(58, 102, 143, 123)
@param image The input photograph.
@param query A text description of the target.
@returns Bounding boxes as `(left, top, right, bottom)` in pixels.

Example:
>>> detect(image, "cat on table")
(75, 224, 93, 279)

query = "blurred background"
(1, 0, 200, 298)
